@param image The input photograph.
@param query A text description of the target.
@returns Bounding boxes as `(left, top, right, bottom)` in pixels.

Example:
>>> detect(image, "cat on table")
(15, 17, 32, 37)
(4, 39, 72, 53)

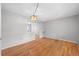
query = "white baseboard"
(43, 36, 77, 44)
(2, 39, 33, 50)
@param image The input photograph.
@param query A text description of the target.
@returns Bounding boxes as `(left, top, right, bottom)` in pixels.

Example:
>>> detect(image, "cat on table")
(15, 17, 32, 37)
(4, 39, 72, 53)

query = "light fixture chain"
(33, 3, 39, 15)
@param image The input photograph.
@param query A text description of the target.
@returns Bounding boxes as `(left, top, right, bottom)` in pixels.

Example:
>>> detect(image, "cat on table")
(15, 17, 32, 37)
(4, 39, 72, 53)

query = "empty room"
(1, 3, 79, 56)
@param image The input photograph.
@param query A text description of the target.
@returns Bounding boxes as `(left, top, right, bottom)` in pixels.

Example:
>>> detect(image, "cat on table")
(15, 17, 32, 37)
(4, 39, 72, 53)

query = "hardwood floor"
(2, 37, 79, 56)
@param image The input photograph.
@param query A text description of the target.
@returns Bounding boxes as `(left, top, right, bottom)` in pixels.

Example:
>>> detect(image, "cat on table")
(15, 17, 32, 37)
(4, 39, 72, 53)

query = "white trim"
(43, 36, 77, 44)
(2, 39, 33, 50)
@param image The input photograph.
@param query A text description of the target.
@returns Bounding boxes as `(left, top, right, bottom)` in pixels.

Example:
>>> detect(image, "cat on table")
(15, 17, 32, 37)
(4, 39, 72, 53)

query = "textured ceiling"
(2, 3, 79, 22)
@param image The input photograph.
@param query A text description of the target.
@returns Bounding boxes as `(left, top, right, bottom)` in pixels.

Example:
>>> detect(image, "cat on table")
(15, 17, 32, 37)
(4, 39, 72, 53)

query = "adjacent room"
(1, 3, 79, 56)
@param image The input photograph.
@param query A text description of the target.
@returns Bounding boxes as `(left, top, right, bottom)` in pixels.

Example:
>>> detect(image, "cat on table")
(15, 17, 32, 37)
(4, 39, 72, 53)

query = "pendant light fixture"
(31, 3, 39, 22)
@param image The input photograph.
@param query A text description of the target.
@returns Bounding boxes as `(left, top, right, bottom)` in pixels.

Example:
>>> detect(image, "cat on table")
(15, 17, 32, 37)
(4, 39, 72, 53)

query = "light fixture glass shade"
(31, 15, 37, 22)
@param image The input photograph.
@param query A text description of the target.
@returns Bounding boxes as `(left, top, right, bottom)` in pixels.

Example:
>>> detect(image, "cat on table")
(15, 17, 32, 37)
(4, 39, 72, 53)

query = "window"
(27, 23, 32, 32)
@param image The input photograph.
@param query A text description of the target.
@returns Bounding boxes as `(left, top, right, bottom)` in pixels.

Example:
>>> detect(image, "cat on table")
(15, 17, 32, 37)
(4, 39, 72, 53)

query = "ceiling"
(2, 3, 79, 22)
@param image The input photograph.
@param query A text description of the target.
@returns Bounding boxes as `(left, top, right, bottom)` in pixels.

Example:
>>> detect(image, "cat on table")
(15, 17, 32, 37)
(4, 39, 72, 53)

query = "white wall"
(44, 15, 79, 43)
(0, 40, 1, 56)
(0, 3, 1, 38)
(2, 10, 33, 49)
(31, 22, 44, 38)
(2, 9, 43, 49)
(0, 3, 1, 56)
(2, 10, 28, 49)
